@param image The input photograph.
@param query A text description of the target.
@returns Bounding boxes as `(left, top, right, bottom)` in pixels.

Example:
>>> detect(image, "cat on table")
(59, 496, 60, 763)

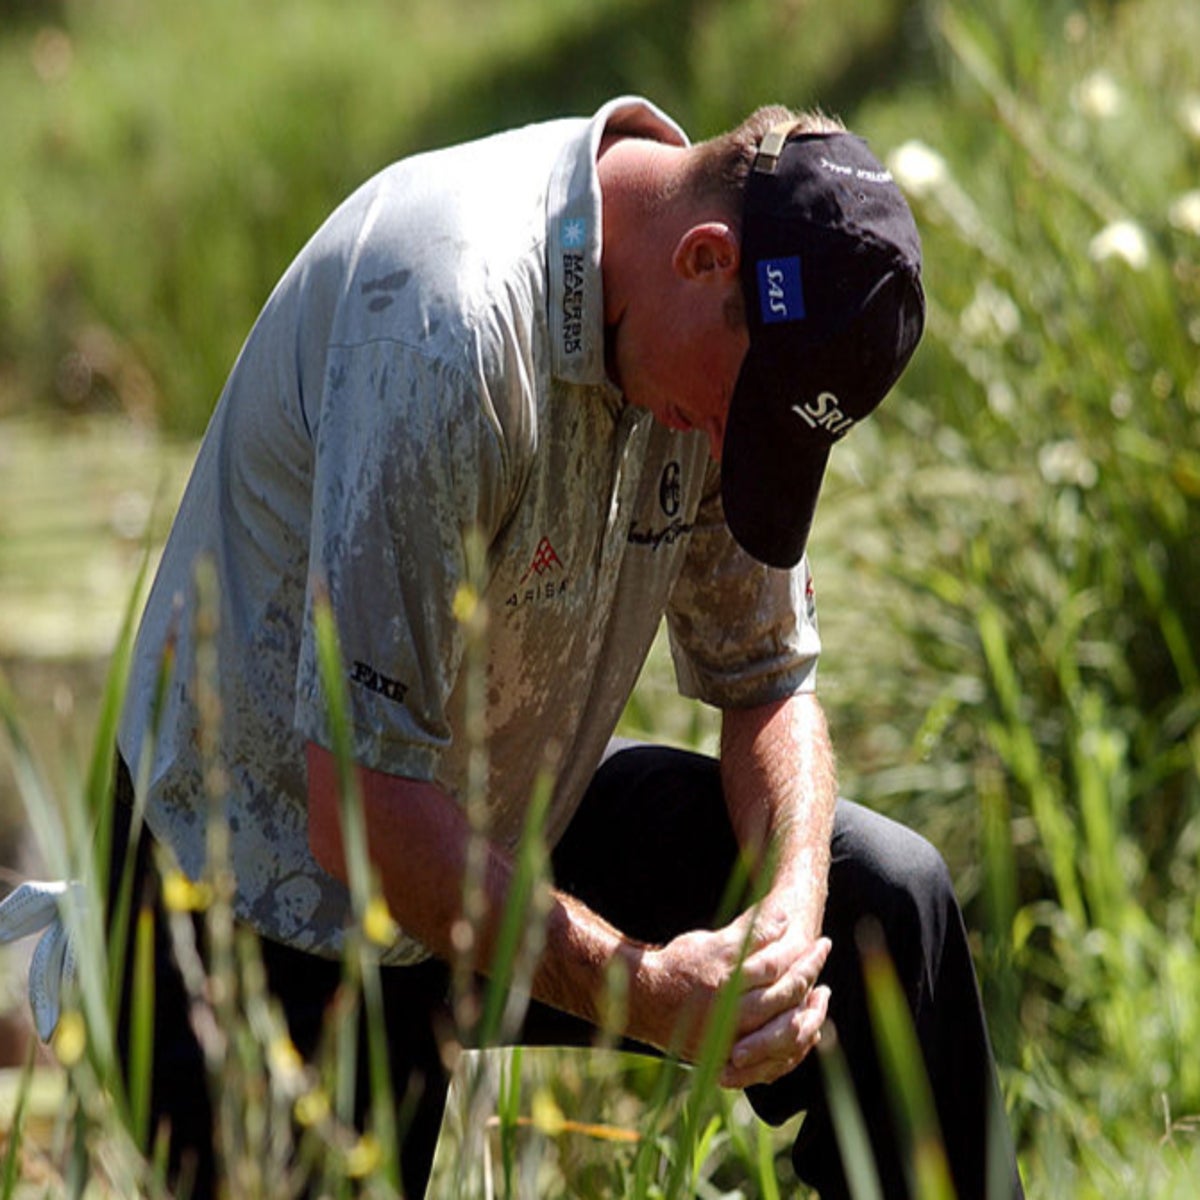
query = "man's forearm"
(719, 693, 837, 940)
(306, 742, 668, 1044)
(308, 739, 828, 1076)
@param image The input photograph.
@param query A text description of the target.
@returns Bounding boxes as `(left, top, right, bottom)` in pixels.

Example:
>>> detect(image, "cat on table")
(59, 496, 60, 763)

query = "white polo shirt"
(119, 97, 821, 963)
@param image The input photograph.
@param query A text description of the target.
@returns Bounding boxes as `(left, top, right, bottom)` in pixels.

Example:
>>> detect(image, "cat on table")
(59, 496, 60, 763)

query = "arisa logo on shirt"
(757, 256, 805, 325)
(507, 536, 570, 609)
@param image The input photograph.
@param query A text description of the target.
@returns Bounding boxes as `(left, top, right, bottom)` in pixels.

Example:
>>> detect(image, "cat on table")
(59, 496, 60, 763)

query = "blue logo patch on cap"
(757, 256, 805, 325)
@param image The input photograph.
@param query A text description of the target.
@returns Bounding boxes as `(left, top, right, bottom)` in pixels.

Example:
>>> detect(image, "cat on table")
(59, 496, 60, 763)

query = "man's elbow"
(306, 741, 348, 882)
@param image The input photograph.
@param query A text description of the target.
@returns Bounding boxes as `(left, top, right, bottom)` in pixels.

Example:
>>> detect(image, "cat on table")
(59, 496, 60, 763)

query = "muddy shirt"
(118, 97, 822, 963)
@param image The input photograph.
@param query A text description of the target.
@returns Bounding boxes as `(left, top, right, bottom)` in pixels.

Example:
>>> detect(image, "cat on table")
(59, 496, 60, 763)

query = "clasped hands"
(641, 899, 831, 1091)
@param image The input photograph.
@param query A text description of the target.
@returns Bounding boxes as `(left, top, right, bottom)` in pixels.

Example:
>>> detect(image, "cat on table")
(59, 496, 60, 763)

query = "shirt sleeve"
(666, 459, 821, 710)
(294, 338, 516, 780)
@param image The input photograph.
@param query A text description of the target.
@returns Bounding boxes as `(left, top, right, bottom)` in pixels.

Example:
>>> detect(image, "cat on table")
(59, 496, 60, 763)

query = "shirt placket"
(596, 406, 652, 595)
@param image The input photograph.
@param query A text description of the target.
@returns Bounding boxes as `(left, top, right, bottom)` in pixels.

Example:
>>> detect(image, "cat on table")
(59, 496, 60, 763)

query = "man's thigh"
(549, 742, 742, 945)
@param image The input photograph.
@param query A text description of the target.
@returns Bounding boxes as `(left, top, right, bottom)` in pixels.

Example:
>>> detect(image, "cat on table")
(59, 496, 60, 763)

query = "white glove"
(0, 879, 84, 1041)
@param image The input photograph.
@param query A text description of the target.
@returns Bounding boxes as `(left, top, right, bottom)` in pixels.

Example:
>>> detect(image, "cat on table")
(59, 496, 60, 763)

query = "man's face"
(607, 242, 749, 462)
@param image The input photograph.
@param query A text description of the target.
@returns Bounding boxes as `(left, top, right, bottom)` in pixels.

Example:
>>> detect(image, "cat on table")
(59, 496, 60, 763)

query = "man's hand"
(638, 902, 831, 1089)
(722, 900, 831, 1088)
(703, 693, 840, 1088)
(307, 733, 834, 1092)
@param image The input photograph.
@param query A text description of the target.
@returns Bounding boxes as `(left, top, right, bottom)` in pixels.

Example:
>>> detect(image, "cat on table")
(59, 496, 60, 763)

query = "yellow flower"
(344, 1132, 382, 1179)
(268, 1034, 304, 1085)
(363, 895, 399, 947)
(161, 870, 213, 913)
(52, 1010, 86, 1067)
(294, 1087, 331, 1128)
(452, 583, 479, 624)
(530, 1087, 566, 1137)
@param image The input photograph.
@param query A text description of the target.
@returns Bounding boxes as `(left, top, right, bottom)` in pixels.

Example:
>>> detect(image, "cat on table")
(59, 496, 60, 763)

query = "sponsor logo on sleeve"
(350, 660, 409, 705)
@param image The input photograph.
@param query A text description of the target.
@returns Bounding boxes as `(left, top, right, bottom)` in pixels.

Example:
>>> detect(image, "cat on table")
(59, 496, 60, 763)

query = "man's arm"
(715, 691, 838, 1087)
(306, 740, 823, 1078)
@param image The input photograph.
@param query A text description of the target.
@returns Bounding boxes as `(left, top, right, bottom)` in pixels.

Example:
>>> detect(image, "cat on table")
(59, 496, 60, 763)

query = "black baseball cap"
(721, 123, 925, 569)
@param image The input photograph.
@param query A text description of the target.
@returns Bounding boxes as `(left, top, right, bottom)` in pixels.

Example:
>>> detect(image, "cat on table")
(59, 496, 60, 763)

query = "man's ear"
(673, 222, 740, 281)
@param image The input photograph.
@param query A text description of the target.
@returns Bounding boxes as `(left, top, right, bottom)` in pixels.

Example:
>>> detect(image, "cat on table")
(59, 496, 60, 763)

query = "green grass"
(1, 0, 1199, 1195)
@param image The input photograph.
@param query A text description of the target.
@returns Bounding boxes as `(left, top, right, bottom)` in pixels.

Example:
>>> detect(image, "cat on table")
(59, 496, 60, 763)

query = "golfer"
(36, 96, 1027, 1198)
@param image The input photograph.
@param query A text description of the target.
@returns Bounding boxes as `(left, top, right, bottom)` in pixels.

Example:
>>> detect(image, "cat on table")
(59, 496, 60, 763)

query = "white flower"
(1168, 190, 1200, 237)
(1075, 71, 1122, 120)
(986, 380, 1016, 419)
(1089, 219, 1150, 270)
(1180, 94, 1200, 141)
(1038, 440, 1098, 489)
(960, 280, 1021, 344)
(887, 140, 948, 199)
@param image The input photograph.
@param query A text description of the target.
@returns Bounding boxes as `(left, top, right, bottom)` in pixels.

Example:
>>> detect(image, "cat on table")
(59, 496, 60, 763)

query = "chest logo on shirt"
(507, 536, 570, 610)
(561, 219, 587, 249)
(628, 462, 693, 551)
(659, 461, 681, 517)
(560, 215, 588, 357)
(562, 251, 585, 357)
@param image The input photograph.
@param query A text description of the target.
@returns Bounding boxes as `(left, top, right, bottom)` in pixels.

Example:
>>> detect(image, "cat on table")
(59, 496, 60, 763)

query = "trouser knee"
(825, 801, 959, 1007)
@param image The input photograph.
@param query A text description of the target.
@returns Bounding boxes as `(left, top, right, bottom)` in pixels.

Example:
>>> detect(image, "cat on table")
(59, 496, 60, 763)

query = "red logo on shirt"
(508, 537, 569, 610)
(520, 536, 564, 584)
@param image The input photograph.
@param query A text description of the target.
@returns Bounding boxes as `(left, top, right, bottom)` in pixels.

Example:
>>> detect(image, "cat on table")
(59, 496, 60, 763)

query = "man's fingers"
(740, 932, 831, 992)
(719, 985, 832, 1089)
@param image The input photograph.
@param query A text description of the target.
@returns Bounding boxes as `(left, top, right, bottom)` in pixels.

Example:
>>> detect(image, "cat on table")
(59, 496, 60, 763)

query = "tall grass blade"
(0, 1044, 37, 1200)
(128, 904, 156, 1151)
(311, 584, 400, 1190)
(477, 771, 552, 1047)
(858, 919, 956, 1200)
(83, 546, 150, 904)
(818, 1030, 885, 1200)
(498, 1045, 523, 1199)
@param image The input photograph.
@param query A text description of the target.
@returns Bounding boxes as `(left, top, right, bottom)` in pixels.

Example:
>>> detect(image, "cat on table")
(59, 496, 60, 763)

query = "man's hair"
(686, 105, 847, 222)
(686, 106, 846, 331)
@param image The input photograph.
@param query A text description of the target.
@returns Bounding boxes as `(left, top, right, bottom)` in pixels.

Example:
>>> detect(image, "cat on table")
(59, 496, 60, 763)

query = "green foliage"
(807, 0, 1200, 1190)
(2, 0, 1200, 1195)
(0, 0, 914, 433)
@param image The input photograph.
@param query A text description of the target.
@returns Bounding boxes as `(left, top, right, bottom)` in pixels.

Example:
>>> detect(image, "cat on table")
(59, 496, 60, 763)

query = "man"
(28, 97, 1020, 1196)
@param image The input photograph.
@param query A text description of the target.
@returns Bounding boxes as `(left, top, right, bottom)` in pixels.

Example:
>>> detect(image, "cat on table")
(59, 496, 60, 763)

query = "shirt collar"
(546, 97, 688, 391)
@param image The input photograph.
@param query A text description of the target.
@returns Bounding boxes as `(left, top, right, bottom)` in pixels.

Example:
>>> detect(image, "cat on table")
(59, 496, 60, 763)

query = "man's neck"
(597, 137, 688, 328)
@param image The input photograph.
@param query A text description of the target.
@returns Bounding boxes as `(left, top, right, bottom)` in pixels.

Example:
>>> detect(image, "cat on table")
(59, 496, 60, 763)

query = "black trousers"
(111, 747, 1024, 1199)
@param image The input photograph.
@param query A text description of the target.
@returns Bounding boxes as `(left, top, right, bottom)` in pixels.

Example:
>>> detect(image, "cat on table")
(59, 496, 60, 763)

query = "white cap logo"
(792, 392, 856, 437)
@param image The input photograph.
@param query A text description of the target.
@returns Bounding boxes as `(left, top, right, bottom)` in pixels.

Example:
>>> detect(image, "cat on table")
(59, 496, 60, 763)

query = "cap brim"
(721, 352, 830, 570)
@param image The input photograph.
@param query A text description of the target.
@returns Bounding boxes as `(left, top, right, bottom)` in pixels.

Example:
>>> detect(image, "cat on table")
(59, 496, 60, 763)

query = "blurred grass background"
(1, 0, 1198, 1195)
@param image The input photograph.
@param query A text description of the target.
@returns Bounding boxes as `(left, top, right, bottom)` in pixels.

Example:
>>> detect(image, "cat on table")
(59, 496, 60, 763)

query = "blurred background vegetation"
(1, 0, 1198, 1195)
